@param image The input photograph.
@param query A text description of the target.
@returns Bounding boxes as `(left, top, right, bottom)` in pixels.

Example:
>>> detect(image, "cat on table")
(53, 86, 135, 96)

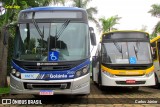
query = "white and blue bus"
(10, 7, 96, 95)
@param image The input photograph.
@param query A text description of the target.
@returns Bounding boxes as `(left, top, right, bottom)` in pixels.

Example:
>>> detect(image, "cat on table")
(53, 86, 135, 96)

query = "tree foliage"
(148, 4, 160, 18)
(99, 15, 121, 33)
(71, 0, 100, 29)
(148, 4, 160, 36)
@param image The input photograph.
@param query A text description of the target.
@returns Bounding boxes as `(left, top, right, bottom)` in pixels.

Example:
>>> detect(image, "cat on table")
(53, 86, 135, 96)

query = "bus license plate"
(126, 80, 136, 84)
(39, 90, 54, 95)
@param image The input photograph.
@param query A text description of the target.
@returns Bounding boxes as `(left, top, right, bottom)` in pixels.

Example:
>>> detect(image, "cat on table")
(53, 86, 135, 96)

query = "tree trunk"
(0, 27, 9, 87)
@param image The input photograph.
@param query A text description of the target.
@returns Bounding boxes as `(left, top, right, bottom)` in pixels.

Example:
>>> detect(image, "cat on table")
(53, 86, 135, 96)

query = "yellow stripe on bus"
(101, 65, 154, 75)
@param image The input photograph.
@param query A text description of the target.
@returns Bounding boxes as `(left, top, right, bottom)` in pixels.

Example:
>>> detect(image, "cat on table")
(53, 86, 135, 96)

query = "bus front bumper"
(10, 74, 90, 95)
(101, 72, 155, 86)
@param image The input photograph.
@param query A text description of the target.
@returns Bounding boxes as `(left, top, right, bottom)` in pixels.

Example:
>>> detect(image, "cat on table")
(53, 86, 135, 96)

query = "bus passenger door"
(152, 41, 160, 85)
(156, 41, 160, 83)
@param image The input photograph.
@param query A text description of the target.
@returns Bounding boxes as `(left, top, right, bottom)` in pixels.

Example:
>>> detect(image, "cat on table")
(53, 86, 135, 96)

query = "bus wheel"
(155, 75, 160, 88)
(131, 87, 139, 91)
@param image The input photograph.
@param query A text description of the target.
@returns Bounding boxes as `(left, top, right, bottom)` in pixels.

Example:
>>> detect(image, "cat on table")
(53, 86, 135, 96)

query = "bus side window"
(151, 42, 157, 60)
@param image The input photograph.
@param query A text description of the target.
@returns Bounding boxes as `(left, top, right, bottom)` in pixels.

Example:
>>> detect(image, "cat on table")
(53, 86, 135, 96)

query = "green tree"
(148, 4, 160, 36)
(99, 15, 121, 33)
(0, 0, 22, 87)
(71, 0, 99, 29)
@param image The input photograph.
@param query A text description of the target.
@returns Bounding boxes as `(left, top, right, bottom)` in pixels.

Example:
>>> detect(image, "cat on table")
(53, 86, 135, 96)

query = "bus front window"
(102, 42, 152, 64)
(14, 22, 89, 61)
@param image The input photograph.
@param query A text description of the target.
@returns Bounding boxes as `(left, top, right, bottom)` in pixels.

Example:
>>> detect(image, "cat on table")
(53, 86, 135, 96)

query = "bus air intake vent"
(24, 82, 71, 90)
(22, 65, 72, 71)
(111, 66, 149, 70)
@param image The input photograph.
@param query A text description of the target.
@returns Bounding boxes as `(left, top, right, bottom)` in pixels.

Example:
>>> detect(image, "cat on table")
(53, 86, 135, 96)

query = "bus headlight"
(11, 69, 16, 74)
(11, 68, 21, 78)
(146, 71, 153, 77)
(75, 71, 81, 77)
(75, 66, 89, 78)
(103, 71, 115, 77)
(82, 68, 88, 74)
(15, 72, 21, 77)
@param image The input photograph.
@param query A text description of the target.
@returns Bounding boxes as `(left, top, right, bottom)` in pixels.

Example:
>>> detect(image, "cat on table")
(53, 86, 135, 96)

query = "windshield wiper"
(32, 12, 45, 59)
(49, 20, 70, 54)
(113, 42, 122, 53)
(113, 41, 123, 58)
(32, 12, 44, 38)
(56, 19, 70, 39)
(134, 41, 140, 60)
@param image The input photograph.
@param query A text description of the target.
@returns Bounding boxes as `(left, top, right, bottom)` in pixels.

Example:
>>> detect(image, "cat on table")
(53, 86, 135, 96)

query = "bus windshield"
(102, 42, 152, 64)
(14, 22, 89, 61)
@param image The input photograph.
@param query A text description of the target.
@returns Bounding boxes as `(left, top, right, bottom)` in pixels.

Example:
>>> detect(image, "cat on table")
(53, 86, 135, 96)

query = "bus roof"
(21, 6, 85, 12)
(18, 6, 88, 23)
(150, 36, 160, 43)
(100, 30, 149, 42)
(102, 30, 149, 36)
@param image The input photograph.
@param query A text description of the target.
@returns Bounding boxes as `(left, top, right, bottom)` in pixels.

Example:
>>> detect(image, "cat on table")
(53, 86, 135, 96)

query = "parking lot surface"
(1, 80, 160, 107)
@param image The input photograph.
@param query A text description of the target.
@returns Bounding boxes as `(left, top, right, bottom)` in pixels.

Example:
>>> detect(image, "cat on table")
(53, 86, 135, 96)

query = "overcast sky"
(89, 0, 160, 34)
(88, 0, 160, 56)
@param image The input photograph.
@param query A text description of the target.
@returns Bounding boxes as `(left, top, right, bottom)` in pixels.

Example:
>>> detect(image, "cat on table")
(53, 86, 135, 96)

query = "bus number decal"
(67, 71, 75, 74)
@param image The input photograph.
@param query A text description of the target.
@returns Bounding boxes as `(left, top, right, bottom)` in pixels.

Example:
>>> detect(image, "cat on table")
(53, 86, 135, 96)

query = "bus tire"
(155, 74, 160, 88)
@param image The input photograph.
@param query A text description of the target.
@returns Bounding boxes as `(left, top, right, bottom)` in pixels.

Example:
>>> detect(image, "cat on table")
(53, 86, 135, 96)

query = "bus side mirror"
(151, 47, 157, 60)
(89, 27, 96, 46)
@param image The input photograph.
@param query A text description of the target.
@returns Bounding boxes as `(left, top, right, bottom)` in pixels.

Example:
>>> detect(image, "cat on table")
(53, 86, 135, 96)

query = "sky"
(88, 0, 160, 34)
(0, 0, 160, 56)
(88, 0, 160, 56)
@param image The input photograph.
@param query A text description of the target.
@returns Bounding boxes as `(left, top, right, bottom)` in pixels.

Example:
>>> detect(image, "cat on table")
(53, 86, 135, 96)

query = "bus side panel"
(154, 61, 160, 83)
(93, 62, 99, 83)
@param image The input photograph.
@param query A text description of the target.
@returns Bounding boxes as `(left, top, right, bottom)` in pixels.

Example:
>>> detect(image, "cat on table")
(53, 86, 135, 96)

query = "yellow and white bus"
(92, 30, 155, 90)
(150, 36, 160, 88)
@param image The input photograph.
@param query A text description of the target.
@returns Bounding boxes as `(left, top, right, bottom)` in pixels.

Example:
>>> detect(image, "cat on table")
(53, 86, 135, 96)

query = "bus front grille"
(23, 82, 71, 90)
(111, 66, 149, 70)
(23, 65, 72, 71)
(115, 74, 144, 76)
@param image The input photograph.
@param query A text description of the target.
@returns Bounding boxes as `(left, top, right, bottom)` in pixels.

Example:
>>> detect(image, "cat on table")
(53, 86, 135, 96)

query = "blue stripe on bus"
(11, 59, 90, 80)
(22, 7, 84, 12)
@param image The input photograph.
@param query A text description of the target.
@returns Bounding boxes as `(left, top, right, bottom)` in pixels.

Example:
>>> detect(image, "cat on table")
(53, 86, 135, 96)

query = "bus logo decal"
(48, 51, 59, 61)
(21, 73, 39, 79)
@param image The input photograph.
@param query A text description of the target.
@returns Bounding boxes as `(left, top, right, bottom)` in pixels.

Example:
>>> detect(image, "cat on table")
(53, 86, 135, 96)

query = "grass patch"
(0, 87, 10, 94)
